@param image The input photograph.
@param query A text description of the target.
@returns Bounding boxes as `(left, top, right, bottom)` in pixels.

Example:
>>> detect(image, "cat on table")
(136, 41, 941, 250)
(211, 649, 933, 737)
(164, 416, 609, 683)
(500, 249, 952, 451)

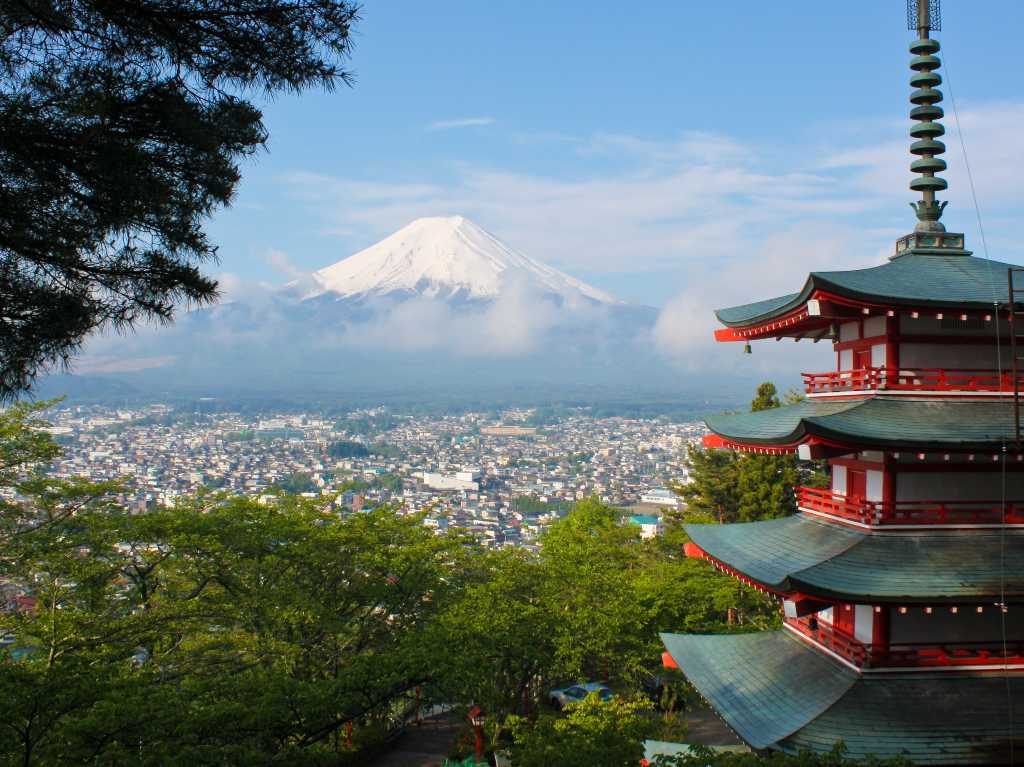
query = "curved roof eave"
(705, 398, 1017, 451)
(685, 515, 1024, 602)
(714, 254, 1021, 329)
(662, 631, 1024, 763)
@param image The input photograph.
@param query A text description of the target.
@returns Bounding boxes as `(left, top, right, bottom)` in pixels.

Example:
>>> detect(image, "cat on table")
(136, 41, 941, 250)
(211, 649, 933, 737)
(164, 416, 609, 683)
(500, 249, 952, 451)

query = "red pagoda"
(660, 2, 1023, 762)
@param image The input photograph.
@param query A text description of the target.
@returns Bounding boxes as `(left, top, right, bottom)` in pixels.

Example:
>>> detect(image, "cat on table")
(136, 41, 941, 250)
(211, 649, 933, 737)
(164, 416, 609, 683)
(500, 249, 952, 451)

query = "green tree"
(672, 446, 740, 523)
(676, 382, 806, 523)
(508, 695, 655, 767)
(749, 382, 781, 412)
(274, 471, 317, 494)
(327, 440, 370, 459)
(432, 549, 557, 729)
(1, 0, 360, 398)
(0, 403, 476, 763)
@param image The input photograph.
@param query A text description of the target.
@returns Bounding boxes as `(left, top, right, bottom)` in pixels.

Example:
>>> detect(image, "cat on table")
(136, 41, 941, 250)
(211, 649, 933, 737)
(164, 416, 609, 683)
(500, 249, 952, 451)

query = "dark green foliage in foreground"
(0, 403, 780, 764)
(0, 0, 359, 398)
(0, 403, 465, 764)
(508, 695, 654, 767)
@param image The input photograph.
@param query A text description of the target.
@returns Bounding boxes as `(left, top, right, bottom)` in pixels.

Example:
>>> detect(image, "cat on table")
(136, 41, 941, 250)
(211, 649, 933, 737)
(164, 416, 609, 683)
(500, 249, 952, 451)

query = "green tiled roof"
(705, 397, 1017, 449)
(662, 630, 1024, 764)
(783, 673, 1024, 764)
(715, 254, 1017, 327)
(659, 631, 857, 749)
(685, 514, 1024, 601)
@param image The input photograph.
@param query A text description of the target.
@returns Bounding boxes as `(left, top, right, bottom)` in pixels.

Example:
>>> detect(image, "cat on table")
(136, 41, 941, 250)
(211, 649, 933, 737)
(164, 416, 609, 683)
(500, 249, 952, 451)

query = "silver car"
(548, 682, 614, 709)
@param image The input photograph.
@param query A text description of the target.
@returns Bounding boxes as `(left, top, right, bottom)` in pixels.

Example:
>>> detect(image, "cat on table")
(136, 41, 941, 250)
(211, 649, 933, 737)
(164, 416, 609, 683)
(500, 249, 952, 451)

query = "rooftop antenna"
(907, 0, 947, 233)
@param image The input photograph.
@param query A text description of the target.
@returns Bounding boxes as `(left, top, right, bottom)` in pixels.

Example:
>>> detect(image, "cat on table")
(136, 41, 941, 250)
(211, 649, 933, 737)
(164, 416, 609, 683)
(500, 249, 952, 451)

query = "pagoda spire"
(908, 0, 948, 232)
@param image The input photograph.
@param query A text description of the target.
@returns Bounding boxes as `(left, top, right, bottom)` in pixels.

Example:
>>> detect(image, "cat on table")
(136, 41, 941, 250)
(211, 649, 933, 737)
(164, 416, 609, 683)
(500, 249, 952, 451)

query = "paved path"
(365, 704, 742, 766)
(685, 704, 744, 746)
(366, 714, 462, 767)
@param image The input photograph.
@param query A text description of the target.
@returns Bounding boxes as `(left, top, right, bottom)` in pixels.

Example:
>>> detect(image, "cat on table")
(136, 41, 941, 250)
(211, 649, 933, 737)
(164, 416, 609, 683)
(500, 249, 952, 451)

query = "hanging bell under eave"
(743, 342, 752, 354)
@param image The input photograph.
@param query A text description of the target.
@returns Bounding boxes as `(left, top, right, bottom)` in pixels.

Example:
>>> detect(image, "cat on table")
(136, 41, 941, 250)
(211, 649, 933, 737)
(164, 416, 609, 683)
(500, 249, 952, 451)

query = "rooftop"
(661, 630, 1024, 763)
(705, 397, 1017, 450)
(685, 513, 1024, 601)
(715, 252, 1014, 330)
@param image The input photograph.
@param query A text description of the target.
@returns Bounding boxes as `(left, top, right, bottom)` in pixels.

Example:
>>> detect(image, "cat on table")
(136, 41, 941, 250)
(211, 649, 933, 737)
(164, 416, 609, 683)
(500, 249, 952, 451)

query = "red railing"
(803, 368, 1021, 394)
(797, 486, 1024, 526)
(789, 615, 1024, 669)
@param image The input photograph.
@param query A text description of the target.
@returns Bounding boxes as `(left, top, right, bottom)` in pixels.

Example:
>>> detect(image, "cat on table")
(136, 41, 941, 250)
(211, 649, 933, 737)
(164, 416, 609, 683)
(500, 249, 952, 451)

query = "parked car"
(548, 682, 613, 710)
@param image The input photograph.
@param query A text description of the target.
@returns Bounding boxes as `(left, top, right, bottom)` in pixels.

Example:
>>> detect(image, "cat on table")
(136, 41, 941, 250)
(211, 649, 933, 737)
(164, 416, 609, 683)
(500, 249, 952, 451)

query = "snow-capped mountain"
(300, 216, 621, 306)
(69, 215, 668, 398)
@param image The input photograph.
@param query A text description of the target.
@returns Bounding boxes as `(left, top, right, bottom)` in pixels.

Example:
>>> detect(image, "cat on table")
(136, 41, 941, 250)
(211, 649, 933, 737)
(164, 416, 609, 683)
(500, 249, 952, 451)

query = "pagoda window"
(831, 465, 846, 496)
(863, 316, 887, 338)
(838, 321, 860, 343)
(894, 471, 1024, 503)
(889, 605, 1024, 646)
(898, 341, 1008, 370)
(853, 605, 875, 644)
(864, 470, 883, 503)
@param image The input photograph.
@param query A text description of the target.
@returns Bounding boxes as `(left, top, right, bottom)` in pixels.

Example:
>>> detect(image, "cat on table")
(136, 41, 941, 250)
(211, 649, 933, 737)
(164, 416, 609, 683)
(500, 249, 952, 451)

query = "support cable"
(945, 50, 1014, 766)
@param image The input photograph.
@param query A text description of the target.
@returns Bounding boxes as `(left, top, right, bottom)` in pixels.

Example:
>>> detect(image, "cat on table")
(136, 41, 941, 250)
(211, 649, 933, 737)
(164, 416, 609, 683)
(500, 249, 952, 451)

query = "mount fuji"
(69, 216, 672, 399)
(293, 215, 622, 308)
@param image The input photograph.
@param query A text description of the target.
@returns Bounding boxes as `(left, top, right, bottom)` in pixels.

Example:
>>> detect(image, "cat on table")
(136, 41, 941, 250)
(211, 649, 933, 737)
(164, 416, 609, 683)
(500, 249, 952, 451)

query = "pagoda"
(660, 2, 1024, 763)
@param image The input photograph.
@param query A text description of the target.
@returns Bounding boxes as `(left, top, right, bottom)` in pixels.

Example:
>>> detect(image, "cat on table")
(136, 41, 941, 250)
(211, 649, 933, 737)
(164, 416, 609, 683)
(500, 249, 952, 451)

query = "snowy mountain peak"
(303, 216, 621, 305)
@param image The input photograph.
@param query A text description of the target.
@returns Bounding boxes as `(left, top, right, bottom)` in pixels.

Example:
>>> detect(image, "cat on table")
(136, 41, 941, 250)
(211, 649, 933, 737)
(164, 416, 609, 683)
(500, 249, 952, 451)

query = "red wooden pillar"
(882, 453, 896, 521)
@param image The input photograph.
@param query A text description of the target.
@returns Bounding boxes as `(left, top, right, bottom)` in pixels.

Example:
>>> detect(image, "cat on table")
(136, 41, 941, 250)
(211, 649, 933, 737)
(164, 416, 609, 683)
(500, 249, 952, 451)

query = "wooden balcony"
(789, 614, 1024, 669)
(803, 368, 1020, 395)
(797, 485, 1024, 526)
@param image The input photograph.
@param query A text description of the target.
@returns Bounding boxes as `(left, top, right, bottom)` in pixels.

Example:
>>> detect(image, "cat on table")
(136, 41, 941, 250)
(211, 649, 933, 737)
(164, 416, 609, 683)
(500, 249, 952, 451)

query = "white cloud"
(265, 249, 306, 281)
(74, 355, 176, 374)
(76, 101, 1024, 381)
(426, 116, 495, 131)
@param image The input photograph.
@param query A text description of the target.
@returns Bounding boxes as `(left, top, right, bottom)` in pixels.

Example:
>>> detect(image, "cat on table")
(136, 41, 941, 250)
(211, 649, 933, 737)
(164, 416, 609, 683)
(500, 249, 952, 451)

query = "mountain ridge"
(296, 216, 623, 307)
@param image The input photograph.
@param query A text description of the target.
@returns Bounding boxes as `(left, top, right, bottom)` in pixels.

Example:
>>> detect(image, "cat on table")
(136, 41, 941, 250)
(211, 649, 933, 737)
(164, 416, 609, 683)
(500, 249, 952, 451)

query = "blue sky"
(206, 0, 1024, 314)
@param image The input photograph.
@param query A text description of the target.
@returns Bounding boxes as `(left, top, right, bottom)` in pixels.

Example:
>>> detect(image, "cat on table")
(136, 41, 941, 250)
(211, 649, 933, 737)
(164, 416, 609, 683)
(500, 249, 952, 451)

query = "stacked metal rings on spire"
(908, 37, 947, 194)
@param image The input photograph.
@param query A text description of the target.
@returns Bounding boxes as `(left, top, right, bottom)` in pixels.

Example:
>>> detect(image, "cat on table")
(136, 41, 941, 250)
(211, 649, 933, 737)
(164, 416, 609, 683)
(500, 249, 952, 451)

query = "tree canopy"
(676, 382, 825, 524)
(0, 0, 360, 398)
(0, 404, 781, 764)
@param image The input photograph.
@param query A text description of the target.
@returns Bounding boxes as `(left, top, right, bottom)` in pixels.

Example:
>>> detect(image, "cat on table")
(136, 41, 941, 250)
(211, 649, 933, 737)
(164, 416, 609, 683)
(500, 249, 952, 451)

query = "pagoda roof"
(716, 253, 1015, 328)
(661, 630, 1024, 764)
(685, 514, 1024, 601)
(705, 397, 1015, 450)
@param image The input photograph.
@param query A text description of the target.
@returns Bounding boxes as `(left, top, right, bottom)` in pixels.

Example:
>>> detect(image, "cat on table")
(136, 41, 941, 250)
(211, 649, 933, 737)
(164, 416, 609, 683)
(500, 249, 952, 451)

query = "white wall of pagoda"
(831, 313, 1012, 373)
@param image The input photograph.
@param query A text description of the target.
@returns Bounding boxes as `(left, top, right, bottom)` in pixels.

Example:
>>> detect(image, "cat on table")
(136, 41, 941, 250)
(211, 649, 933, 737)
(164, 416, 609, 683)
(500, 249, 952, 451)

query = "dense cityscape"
(42, 404, 703, 548)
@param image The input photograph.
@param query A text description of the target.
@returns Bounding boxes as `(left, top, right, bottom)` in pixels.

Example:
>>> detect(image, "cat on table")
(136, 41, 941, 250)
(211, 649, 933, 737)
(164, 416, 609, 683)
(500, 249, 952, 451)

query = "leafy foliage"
(0, 404, 471, 764)
(0, 0, 360, 397)
(675, 382, 819, 523)
(327, 440, 370, 459)
(0, 405, 781, 763)
(508, 695, 655, 767)
(433, 498, 779, 745)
